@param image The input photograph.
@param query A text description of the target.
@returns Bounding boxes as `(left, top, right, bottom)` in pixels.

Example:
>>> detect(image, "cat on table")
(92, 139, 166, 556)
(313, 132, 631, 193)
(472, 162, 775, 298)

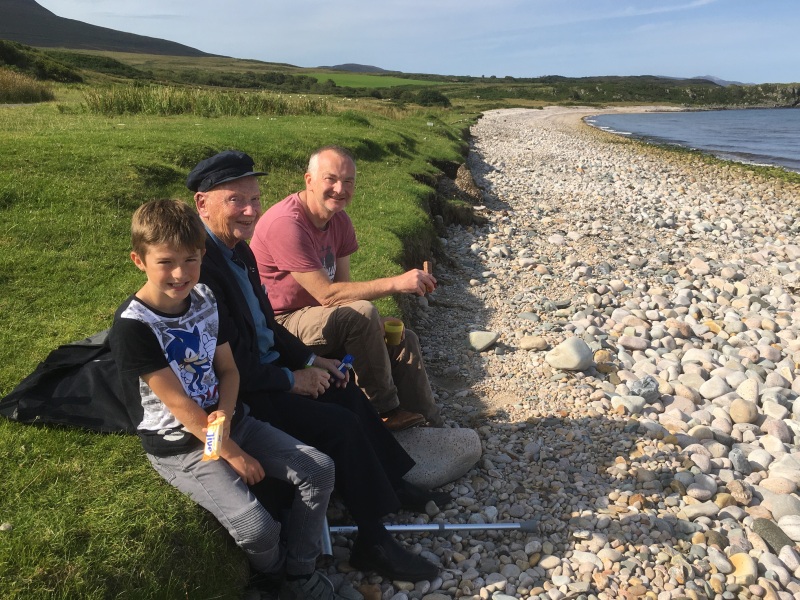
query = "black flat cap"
(186, 150, 267, 192)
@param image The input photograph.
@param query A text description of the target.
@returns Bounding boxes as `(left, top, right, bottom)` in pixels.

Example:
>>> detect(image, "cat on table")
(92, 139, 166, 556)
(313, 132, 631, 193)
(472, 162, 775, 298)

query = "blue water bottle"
(338, 354, 354, 374)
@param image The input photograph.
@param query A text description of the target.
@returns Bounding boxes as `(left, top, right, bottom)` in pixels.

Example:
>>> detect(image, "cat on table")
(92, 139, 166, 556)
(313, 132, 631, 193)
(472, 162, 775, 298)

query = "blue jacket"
(198, 237, 313, 394)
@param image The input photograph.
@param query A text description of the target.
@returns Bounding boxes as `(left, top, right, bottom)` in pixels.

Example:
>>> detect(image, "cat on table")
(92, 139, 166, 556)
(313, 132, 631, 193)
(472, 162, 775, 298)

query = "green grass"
(0, 89, 475, 599)
(307, 72, 441, 88)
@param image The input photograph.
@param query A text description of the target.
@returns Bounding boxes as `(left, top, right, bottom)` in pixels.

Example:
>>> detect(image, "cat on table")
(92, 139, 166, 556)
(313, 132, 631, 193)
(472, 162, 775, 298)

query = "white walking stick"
(321, 517, 541, 557)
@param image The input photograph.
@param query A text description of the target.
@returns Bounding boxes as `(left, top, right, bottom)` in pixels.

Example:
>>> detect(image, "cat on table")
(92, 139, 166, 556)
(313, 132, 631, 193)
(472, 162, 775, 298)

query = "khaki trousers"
(276, 300, 442, 425)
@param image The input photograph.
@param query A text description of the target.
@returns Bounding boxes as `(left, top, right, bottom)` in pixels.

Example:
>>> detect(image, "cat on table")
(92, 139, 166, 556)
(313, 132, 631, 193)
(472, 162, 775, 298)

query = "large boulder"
(394, 426, 482, 489)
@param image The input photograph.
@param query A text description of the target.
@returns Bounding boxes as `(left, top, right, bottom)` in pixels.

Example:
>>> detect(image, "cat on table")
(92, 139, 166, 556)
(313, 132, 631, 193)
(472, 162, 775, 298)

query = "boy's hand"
(220, 441, 265, 486)
(204, 410, 230, 442)
(291, 368, 331, 398)
(313, 356, 349, 388)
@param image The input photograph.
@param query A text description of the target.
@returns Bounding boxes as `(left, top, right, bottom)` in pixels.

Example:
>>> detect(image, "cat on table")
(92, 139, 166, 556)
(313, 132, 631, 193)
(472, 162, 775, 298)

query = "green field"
(0, 83, 476, 599)
(307, 71, 443, 88)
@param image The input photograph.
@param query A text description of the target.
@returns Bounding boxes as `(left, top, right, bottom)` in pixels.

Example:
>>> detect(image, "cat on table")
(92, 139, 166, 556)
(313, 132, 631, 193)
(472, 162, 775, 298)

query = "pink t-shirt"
(251, 193, 358, 314)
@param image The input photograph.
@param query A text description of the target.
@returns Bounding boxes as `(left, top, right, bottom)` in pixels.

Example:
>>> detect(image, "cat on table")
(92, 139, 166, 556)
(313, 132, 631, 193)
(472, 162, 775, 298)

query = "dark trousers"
(243, 379, 414, 525)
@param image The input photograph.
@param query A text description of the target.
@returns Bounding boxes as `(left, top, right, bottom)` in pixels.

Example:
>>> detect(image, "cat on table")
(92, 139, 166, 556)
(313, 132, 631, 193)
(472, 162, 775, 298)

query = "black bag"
(0, 330, 138, 433)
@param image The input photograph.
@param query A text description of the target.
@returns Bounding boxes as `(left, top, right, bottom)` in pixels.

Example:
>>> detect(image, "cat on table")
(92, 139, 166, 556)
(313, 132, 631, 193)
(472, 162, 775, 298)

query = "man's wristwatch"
(305, 353, 317, 368)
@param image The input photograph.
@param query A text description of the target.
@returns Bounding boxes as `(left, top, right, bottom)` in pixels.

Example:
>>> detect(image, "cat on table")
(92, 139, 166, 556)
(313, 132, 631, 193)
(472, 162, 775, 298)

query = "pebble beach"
(328, 107, 800, 600)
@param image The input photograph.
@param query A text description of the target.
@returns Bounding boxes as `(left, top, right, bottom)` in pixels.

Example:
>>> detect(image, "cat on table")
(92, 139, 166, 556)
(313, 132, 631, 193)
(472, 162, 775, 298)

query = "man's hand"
(220, 440, 265, 486)
(394, 269, 437, 296)
(291, 367, 331, 398)
(313, 356, 350, 388)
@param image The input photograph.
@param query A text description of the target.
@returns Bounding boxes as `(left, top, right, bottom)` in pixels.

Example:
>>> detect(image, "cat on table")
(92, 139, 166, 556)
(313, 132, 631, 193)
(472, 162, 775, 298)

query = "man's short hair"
(131, 199, 206, 258)
(307, 145, 356, 174)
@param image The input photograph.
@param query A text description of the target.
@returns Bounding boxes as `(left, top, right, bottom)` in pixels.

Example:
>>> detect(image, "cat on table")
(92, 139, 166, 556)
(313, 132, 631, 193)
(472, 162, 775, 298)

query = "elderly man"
(250, 145, 442, 431)
(188, 150, 444, 584)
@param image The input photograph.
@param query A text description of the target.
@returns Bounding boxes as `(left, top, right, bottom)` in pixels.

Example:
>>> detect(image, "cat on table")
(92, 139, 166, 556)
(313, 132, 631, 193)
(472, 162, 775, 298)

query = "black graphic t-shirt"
(109, 283, 233, 456)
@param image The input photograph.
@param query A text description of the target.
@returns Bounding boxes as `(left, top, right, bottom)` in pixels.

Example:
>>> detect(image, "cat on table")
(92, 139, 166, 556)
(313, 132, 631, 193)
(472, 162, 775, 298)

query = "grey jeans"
(147, 414, 334, 576)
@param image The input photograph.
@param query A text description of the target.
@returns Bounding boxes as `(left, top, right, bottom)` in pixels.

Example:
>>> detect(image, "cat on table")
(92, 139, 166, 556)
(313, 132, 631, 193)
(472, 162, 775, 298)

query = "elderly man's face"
(304, 150, 356, 224)
(195, 176, 262, 247)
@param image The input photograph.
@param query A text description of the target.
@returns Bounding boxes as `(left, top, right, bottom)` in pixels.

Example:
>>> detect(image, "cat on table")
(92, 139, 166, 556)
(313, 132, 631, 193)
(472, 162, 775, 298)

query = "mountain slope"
(319, 64, 392, 73)
(0, 0, 214, 57)
(692, 74, 751, 87)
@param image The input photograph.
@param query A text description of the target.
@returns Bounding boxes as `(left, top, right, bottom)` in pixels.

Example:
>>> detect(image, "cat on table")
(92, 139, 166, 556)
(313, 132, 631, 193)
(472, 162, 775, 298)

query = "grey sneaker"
(279, 571, 334, 600)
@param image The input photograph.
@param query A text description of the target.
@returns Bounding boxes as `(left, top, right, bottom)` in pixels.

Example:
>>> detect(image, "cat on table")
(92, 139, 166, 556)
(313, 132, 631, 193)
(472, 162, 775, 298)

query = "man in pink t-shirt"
(250, 146, 442, 430)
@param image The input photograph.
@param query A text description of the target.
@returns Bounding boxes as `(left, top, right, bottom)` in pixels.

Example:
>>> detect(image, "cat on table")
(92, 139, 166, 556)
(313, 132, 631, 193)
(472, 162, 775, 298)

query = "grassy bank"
(0, 93, 475, 599)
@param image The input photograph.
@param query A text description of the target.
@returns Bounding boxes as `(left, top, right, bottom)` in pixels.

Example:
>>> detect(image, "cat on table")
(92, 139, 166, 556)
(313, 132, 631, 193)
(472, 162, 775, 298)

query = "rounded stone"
(469, 330, 501, 352)
(750, 517, 794, 554)
(729, 553, 758, 585)
(538, 555, 561, 570)
(519, 335, 548, 351)
(619, 335, 649, 351)
(729, 398, 758, 424)
(777, 515, 800, 542)
(735, 378, 760, 402)
(545, 337, 593, 371)
(762, 419, 792, 443)
(759, 476, 797, 495)
(747, 449, 773, 471)
(699, 376, 732, 400)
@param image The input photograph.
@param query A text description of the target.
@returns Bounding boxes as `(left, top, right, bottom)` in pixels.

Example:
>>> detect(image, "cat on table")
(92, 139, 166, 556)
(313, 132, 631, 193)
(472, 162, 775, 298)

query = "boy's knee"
(230, 504, 281, 552)
(300, 447, 336, 492)
(315, 449, 336, 478)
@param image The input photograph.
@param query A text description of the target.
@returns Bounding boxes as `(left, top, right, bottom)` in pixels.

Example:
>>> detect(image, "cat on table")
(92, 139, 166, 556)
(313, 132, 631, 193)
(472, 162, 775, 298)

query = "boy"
(108, 199, 338, 600)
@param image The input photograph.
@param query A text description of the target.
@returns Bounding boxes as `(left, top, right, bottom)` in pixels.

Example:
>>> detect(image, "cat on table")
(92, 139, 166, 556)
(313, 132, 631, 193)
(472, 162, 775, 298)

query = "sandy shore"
(330, 107, 800, 600)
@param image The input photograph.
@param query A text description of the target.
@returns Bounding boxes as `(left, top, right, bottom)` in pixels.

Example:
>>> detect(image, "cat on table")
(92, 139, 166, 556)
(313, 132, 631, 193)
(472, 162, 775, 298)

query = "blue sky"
(35, 0, 798, 83)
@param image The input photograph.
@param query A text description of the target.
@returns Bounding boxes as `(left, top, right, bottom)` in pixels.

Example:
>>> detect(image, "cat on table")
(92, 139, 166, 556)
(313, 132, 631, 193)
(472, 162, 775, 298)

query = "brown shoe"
(380, 408, 425, 431)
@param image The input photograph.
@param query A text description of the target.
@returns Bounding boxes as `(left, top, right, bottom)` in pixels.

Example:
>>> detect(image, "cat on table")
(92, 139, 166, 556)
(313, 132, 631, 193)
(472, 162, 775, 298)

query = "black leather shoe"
(396, 482, 451, 512)
(349, 535, 439, 582)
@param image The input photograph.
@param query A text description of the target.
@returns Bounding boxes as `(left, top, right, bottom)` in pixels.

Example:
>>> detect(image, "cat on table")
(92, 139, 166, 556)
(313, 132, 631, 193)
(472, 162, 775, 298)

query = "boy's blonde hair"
(131, 199, 206, 259)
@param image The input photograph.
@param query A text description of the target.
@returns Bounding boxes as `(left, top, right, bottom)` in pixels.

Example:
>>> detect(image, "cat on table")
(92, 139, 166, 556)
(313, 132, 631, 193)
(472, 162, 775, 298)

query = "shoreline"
(389, 106, 800, 599)
(580, 107, 800, 177)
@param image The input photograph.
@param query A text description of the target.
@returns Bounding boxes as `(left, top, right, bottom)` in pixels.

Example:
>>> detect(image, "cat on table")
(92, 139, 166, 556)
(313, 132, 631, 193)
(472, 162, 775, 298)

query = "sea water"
(586, 108, 800, 173)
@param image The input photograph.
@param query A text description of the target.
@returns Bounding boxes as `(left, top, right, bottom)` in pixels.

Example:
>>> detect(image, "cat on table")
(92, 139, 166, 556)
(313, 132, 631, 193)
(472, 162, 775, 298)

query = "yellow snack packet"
(202, 415, 225, 461)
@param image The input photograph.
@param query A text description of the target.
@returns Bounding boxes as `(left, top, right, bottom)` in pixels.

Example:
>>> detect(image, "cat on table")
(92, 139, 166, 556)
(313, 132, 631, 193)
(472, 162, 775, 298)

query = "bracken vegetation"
(0, 39, 82, 82)
(0, 66, 54, 102)
(82, 85, 332, 117)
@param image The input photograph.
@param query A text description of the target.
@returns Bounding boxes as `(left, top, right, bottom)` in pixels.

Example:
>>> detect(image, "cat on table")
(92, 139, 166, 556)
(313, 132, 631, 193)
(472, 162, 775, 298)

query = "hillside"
(0, 0, 213, 57)
(1, 0, 797, 109)
(320, 63, 392, 74)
